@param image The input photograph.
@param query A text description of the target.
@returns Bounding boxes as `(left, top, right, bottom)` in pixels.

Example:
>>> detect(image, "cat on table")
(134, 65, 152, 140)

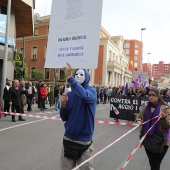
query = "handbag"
(142, 134, 164, 154)
(63, 139, 92, 160)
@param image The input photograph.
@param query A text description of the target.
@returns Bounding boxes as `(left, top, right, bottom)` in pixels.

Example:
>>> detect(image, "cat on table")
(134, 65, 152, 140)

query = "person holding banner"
(136, 87, 170, 170)
(60, 63, 97, 170)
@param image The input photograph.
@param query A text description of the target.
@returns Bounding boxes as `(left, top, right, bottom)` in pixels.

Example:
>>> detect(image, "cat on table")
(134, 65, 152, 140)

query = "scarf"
(141, 102, 161, 135)
(167, 129, 170, 142)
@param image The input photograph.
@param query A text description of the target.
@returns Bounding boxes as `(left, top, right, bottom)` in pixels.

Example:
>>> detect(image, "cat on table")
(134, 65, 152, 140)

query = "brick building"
(142, 63, 152, 78)
(123, 40, 143, 73)
(152, 61, 170, 80)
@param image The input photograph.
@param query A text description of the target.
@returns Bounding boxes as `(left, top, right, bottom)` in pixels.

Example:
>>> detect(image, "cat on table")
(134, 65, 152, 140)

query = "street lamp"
(141, 28, 146, 73)
(148, 53, 151, 78)
(21, 36, 25, 80)
(0, 0, 11, 103)
(148, 53, 151, 87)
(141, 28, 146, 42)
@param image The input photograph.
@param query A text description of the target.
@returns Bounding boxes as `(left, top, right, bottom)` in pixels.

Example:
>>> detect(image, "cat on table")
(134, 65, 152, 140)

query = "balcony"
(107, 60, 122, 70)
(124, 68, 132, 75)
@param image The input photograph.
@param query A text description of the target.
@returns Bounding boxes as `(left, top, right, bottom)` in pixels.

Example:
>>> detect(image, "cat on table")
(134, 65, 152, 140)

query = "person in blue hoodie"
(60, 63, 97, 170)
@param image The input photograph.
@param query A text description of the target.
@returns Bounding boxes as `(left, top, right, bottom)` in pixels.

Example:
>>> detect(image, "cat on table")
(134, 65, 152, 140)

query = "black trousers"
(12, 104, 23, 120)
(4, 100, 10, 112)
(145, 145, 169, 170)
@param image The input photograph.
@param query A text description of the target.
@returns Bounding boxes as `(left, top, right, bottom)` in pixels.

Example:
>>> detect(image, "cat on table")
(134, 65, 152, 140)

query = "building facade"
(123, 40, 143, 73)
(152, 61, 170, 80)
(0, 0, 35, 95)
(16, 16, 132, 87)
(91, 28, 132, 87)
(142, 63, 152, 79)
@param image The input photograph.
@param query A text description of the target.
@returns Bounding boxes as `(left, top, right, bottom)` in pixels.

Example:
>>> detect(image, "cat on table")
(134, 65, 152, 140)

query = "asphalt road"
(0, 103, 169, 170)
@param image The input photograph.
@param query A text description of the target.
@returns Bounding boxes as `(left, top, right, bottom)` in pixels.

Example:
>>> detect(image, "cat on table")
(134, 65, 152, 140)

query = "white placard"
(65, 0, 87, 23)
(45, 0, 103, 69)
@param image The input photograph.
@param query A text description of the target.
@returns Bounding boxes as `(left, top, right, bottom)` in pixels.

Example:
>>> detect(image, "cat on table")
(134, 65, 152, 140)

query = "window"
(124, 49, 129, 54)
(135, 43, 139, 48)
(60, 69, 65, 79)
(135, 50, 138, 55)
(134, 62, 138, 67)
(34, 28, 38, 36)
(45, 68, 50, 79)
(109, 50, 112, 61)
(134, 56, 138, 61)
(124, 43, 130, 48)
(32, 47, 37, 59)
(108, 72, 111, 83)
(20, 47, 23, 53)
(0, 5, 7, 15)
(44, 45, 47, 59)
(31, 67, 36, 79)
(47, 26, 49, 35)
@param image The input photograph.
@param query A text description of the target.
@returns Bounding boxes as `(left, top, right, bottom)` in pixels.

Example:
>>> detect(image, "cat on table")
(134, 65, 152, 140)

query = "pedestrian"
(65, 83, 71, 94)
(9, 80, 26, 122)
(136, 87, 170, 170)
(46, 84, 50, 104)
(39, 83, 47, 111)
(3, 80, 12, 116)
(26, 81, 35, 112)
(36, 79, 43, 109)
(60, 63, 97, 170)
(20, 80, 27, 113)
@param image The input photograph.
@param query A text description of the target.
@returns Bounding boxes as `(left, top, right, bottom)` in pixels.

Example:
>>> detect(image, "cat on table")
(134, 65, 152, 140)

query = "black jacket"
(3, 86, 10, 100)
(9, 86, 26, 105)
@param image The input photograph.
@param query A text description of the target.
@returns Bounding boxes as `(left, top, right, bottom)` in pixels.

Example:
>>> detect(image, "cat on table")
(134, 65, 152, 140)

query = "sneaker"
(12, 119, 16, 122)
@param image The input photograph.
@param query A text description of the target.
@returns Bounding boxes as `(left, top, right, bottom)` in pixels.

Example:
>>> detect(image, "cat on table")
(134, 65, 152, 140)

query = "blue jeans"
(55, 97, 61, 110)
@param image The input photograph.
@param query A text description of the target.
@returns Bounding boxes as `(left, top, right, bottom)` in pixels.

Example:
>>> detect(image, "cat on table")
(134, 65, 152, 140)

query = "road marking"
(0, 119, 46, 132)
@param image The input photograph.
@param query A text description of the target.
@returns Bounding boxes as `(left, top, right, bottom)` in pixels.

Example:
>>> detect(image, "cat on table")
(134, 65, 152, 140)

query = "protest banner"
(110, 96, 170, 121)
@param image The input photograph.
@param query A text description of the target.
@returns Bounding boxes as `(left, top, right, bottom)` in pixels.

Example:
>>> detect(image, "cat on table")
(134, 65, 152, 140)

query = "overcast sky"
(34, 0, 170, 64)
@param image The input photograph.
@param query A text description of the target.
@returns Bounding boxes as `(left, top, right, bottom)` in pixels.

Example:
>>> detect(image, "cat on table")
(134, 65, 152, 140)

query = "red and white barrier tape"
(120, 115, 162, 170)
(72, 115, 160, 170)
(1, 111, 61, 120)
(72, 125, 140, 170)
(1, 111, 160, 127)
(1, 111, 138, 126)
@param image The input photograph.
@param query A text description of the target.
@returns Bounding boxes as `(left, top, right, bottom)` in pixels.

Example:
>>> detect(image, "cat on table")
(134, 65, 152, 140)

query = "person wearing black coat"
(26, 81, 35, 112)
(3, 80, 12, 117)
(9, 80, 26, 122)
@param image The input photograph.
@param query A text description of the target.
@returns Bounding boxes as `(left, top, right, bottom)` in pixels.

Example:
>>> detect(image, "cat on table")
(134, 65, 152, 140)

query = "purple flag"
(123, 82, 129, 95)
(143, 81, 147, 88)
(133, 74, 141, 88)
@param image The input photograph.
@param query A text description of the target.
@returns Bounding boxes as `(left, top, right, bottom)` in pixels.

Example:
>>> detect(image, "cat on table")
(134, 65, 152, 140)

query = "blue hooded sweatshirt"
(60, 69, 97, 141)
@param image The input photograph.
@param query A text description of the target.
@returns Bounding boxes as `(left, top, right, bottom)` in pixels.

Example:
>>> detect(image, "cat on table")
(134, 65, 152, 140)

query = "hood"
(74, 69, 90, 89)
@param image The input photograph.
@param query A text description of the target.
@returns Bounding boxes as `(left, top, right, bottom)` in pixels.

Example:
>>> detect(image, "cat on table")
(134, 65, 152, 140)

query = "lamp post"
(148, 53, 151, 86)
(141, 28, 146, 73)
(141, 28, 146, 42)
(21, 36, 25, 80)
(148, 53, 151, 78)
(0, 0, 11, 102)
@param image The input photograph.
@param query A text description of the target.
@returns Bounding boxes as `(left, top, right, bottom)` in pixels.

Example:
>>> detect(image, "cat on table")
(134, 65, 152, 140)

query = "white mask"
(75, 69, 86, 84)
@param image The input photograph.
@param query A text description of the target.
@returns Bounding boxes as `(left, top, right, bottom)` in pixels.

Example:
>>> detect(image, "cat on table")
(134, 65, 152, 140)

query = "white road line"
(0, 119, 46, 132)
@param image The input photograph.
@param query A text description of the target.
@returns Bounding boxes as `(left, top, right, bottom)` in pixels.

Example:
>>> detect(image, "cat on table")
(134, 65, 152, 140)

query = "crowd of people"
(1, 79, 53, 121)
(1, 78, 73, 121)
(96, 85, 170, 104)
